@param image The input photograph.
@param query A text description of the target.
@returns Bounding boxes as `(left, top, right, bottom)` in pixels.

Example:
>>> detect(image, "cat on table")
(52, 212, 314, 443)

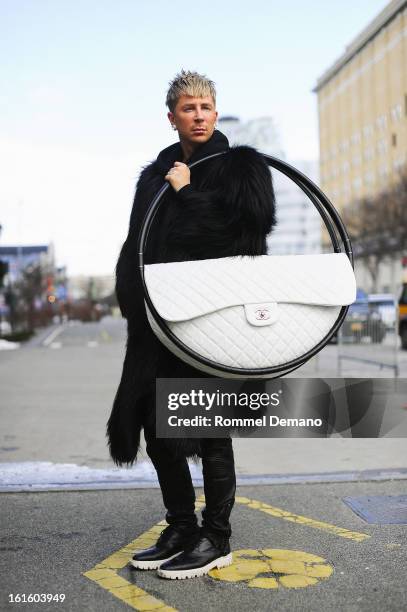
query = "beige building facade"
(314, 0, 406, 209)
(314, 0, 407, 293)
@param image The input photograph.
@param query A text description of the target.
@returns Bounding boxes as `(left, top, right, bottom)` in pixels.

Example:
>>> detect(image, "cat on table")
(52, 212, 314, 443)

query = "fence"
(337, 295, 399, 377)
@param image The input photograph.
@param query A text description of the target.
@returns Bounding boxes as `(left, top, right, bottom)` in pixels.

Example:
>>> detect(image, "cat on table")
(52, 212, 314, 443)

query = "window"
(364, 171, 374, 185)
(351, 132, 361, 145)
(394, 158, 405, 171)
(391, 103, 402, 122)
(376, 114, 387, 131)
(364, 146, 374, 161)
(392, 133, 397, 147)
(379, 166, 388, 184)
(377, 139, 387, 155)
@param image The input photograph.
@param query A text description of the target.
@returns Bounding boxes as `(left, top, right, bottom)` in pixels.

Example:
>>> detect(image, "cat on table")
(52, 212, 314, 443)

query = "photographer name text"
(167, 415, 323, 428)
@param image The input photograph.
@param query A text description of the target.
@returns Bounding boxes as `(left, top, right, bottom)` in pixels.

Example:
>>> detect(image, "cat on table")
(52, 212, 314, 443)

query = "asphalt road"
(1, 480, 406, 612)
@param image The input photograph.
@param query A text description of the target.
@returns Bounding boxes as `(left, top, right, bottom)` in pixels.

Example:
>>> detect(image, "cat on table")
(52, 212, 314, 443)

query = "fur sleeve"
(168, 146, 276, 257)
(217, 145, 276, 232)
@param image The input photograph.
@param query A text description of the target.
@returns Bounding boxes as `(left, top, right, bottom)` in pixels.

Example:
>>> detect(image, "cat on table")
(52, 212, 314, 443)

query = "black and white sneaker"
(157, 536, 232, 579)
(130, 525, 199, 570)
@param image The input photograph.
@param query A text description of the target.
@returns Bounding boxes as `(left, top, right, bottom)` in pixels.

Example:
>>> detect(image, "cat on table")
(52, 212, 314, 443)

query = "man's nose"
(194, 109, 204, 121)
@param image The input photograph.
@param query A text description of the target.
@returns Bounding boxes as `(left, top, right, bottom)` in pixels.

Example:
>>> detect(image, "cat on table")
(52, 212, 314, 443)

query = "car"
(367, 293, 397, 330)
(340, 298, 387, 343)
(66, 299, 103, 322)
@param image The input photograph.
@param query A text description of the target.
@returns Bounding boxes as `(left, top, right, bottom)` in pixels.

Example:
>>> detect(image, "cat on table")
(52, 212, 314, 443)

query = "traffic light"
(0, 260, 9, 288)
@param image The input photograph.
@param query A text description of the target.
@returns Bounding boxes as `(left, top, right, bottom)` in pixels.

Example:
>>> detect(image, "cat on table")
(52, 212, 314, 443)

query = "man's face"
(168, 95, 218, 144)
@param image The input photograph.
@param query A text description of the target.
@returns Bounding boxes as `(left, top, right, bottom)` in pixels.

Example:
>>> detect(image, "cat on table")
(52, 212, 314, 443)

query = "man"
(107, 70, 276, 579)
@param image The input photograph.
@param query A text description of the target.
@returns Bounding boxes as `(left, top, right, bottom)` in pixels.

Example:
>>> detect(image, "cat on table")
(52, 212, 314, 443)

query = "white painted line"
(87, 341, 99, 348)
(50, 342, 62, 349)
(42, 325, 64, 347)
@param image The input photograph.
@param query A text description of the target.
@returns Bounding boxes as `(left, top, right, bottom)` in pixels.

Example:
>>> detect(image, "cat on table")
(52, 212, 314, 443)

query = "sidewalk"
(1, 479, 406, 611)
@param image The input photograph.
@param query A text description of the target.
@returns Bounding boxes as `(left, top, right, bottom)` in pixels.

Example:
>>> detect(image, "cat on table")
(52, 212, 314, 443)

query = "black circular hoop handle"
(136, 151, 354, 378)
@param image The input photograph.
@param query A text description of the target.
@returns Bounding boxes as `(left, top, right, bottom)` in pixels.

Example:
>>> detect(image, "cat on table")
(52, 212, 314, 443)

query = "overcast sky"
(0, 0, 389, 276)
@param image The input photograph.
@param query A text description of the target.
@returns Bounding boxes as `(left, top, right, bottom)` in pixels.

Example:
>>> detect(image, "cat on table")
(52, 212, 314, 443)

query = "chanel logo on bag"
(255, 309, 270, 320)
(244, 302, 279, 326)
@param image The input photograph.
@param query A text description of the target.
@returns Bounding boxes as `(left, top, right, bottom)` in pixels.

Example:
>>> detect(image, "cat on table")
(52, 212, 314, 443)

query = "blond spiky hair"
(166, 70, 216, 112)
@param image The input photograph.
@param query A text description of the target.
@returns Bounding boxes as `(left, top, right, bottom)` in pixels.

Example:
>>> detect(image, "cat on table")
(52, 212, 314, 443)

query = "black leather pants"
(144, 430, 236, 550)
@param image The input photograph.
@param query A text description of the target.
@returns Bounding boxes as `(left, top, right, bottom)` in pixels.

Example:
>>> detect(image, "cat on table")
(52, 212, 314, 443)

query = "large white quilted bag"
(144, 252, 356, 378)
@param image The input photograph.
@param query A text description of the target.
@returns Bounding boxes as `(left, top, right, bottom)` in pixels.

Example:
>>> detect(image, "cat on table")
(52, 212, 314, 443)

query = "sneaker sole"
(130, 551, 183, 570)
(157, 552, 233, 579)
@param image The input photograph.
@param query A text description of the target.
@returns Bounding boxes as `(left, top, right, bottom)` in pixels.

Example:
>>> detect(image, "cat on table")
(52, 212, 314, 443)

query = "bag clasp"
(244, 302, 279, 327)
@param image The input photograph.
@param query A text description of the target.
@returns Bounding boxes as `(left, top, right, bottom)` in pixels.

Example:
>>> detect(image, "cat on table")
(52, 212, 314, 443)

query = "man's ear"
(167, 111, 174, 125)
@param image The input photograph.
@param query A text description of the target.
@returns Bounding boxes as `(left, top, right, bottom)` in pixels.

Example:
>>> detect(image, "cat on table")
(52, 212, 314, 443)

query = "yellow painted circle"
(209, 548, 333, 589)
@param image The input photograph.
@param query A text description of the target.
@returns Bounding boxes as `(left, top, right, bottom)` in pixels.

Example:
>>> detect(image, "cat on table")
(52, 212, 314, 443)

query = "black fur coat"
(106, 130, 276, 465)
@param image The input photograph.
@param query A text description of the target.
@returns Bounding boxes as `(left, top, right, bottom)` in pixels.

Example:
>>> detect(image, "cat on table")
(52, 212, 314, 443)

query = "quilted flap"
(144, 253, 356, 322)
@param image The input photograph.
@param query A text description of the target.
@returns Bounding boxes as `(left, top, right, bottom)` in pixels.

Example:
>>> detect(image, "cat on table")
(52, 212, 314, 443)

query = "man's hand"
(165, 161, 190, 192)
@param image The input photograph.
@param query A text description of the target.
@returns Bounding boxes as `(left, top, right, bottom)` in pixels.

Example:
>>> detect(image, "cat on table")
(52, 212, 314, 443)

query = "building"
(0, 244, 58, 332)
(218, 116, 321, 255)
(68, 274, 115, 301)
(314, 0, 406, 207)
(0, 244, 55, 283)
(313, 0, 407, 293)
(269, 159, 321, 255)
(218, 116, 285, 158)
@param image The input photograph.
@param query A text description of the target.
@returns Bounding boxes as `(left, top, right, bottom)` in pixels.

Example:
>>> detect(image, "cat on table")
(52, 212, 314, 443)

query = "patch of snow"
(0, 460, 203, 491)
(0, 339, 20, 350)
